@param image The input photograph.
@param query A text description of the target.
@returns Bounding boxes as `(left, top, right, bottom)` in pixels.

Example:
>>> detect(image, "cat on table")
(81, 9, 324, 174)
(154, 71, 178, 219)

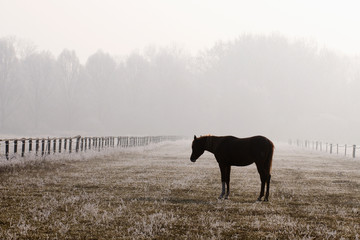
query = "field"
(0, 140, 359, 239)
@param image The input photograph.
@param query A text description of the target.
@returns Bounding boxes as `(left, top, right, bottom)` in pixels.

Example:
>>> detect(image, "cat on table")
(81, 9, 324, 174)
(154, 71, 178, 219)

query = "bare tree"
(57, 49, 81, 130)
(21, 51, 56, 130)
(0, 38, 19, 131)
(86, 50, 116, 125)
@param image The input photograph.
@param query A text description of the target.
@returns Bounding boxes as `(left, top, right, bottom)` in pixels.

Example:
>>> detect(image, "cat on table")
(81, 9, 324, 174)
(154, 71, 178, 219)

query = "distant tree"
(113, 51, 154, 133)
(85, 50, 116, 124)
(0, 38, 19, 131)
(199, 34, 350, 139)
(21, 51, 56, 130)
(146, 47, 192, 128)
(57, 49, 81, 130)
(124, 52, 150, 107)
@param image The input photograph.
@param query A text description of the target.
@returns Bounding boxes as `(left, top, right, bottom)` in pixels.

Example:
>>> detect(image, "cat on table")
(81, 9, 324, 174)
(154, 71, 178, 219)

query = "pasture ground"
(0, 140, 359, 239)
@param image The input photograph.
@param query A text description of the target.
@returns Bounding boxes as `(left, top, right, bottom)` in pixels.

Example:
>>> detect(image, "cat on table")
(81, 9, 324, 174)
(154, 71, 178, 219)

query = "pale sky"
(1, 0, 360, 62)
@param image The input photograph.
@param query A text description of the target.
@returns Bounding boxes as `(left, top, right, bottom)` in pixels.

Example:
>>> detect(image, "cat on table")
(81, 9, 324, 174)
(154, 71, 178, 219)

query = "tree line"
(1, 35, 359, 142)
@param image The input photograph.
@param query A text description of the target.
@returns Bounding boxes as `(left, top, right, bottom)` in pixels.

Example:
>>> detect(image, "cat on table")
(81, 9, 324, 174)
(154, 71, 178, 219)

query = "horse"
(190, 135, 274, 201)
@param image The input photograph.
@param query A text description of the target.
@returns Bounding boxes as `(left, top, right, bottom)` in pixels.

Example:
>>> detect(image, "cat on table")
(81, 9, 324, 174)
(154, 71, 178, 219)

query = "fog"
(1, 34, 360, 143)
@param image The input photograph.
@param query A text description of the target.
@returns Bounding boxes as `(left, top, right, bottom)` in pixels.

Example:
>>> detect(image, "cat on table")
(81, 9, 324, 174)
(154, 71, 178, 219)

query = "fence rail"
(0, 135, 181, 160)
(289, 139, 360, 158)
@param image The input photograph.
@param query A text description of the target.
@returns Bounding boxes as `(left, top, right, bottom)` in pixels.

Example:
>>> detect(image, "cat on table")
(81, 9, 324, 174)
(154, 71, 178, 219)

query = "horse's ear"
(194, 135, 197, 140)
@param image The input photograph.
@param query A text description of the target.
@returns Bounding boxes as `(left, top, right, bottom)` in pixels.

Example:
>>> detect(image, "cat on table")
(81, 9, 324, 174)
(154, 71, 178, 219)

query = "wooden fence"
(289, 139, 360, 158)
(0, 135, 181, 160)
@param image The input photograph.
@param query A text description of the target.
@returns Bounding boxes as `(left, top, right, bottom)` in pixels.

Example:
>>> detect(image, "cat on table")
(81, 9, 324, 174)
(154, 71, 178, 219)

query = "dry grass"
(0, 141, 359, 239)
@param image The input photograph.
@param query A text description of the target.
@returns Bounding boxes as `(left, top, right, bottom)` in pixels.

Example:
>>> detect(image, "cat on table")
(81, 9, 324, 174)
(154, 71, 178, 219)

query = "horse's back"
(221, 135, 271, 149)
(216, 135, 273, 166)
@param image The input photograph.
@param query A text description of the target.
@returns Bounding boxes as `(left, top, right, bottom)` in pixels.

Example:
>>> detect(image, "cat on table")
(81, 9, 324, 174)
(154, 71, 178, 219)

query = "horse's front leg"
(225, 182, 230, 199)
(218, 163, 226, 199)
(219, 164, 231, 199)
(219, 181, 226, 199)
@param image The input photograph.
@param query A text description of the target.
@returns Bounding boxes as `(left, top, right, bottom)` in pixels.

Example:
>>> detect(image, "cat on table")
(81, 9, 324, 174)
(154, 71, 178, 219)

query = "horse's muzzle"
(190, 157, 196, 162)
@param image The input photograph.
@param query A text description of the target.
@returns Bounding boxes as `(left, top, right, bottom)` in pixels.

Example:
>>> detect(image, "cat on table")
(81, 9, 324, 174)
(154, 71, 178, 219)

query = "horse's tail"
(266, 139, 274, 174)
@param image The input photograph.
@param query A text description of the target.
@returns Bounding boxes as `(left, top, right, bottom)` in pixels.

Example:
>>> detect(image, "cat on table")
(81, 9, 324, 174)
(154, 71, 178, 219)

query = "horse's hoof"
(257, 197, 262, 201)
(218, 196, 224, 199)
(225, 196, 229, 200)
(264, 198, 269, 202)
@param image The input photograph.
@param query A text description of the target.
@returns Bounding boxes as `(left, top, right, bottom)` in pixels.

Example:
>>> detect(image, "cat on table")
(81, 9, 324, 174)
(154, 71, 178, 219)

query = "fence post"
(64, 138, 67, 151)
(59, 139, 62, 153)
(76, 137, 80, 153)
(345, 144, 347, 156)
(41, 139, 45, 156)
(353, 145, 356, 158)
(5, 140, 9, 160)
(69, 138, 72, 154)
(14, 140, 18, 155)
(21, 139, 25, 157)
(47, 139, 51, 155)
(36, 139, 39, 156)
(53, 139, 56, 154)
(29, 139, 32, 152)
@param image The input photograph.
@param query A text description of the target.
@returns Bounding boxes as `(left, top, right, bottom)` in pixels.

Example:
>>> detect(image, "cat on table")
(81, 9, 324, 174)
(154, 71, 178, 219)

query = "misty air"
(1, 1, 360, 239)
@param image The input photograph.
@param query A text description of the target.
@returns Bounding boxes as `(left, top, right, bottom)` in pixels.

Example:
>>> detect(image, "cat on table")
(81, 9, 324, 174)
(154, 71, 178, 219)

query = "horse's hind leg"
(258, 173, 271, 201)
(256, 163, 266, 201)
(264, 174, 271, 201)
(257, 177, 266, 201)
(225, 165, 231, 199)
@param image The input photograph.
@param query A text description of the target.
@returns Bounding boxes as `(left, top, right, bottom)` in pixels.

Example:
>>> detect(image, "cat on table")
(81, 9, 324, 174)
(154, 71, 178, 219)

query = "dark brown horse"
(190, 135, 274, 201)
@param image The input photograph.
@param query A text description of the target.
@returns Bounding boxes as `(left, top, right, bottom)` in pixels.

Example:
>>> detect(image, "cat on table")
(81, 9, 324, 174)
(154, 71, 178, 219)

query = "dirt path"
(0, 141, 359, 239)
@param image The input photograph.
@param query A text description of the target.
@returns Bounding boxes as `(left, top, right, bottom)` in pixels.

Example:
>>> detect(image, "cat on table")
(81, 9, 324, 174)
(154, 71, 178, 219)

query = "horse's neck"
(204, 136, 217, 153)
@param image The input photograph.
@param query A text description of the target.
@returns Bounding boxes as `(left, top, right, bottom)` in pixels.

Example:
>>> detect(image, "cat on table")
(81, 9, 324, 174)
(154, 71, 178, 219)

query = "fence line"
(0, 135, 181, 160)
(289, 139, 360, 158)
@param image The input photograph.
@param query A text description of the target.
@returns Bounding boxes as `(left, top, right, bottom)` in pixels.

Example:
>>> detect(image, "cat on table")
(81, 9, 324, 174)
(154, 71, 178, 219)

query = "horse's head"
(190, 135, 205, 162)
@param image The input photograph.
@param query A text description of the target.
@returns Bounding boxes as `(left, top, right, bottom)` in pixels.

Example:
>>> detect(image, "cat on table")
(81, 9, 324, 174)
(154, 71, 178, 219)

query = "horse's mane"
(199, 134, 212, 138)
